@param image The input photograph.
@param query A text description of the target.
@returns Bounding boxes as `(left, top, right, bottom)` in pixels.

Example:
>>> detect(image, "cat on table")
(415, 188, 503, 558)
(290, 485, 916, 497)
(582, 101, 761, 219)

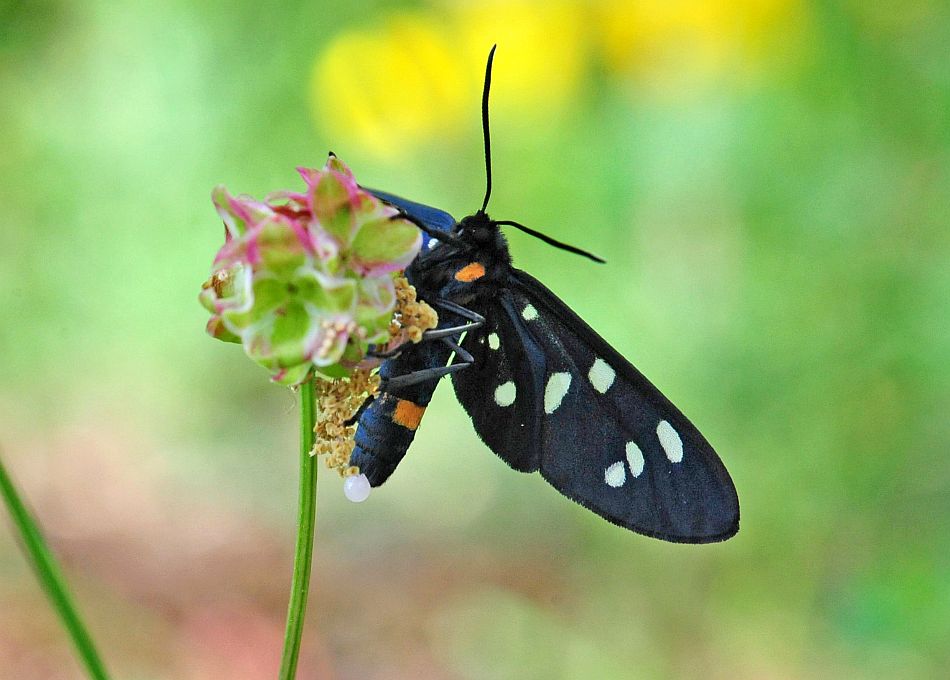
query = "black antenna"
(494, 220, 606, 264)
(480, 45, 497, 214)
(476, 46, 602, 264)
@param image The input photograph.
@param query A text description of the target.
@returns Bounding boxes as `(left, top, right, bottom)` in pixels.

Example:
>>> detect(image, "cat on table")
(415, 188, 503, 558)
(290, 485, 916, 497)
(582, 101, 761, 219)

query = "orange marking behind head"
(392, 399, 426, 430)
(455, 262, 486, 282)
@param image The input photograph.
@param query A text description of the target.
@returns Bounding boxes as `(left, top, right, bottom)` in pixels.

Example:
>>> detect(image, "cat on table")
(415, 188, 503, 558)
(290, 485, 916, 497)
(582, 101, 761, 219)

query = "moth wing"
(366, 188, 456, 249)
(453, 269, 739, 543)
(451, 292, 547, 474)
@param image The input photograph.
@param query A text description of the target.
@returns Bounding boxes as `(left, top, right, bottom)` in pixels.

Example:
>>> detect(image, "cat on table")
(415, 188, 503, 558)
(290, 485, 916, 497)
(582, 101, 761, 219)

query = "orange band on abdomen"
(392, 399, 426, 430)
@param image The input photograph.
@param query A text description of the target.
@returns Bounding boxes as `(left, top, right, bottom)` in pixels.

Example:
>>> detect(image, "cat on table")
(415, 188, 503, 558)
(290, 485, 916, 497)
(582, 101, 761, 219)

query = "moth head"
(456, 210, 497, 247)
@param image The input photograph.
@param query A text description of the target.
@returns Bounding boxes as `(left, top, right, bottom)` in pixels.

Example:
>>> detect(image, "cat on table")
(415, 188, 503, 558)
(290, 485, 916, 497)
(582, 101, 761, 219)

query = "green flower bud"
(201, 155, 422, 384)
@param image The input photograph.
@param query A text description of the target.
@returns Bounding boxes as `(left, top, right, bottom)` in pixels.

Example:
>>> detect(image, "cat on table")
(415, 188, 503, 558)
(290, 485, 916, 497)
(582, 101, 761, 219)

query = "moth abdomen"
(351, 332, 455, 486)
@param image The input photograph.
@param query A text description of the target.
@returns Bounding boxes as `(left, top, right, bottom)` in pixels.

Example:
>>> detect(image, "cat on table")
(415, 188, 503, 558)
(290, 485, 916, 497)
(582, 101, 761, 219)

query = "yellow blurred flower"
(449, 1, 587, 117)
(311, 1, 586, 159)
(312, 14, 470, 158)
(594, 0, 809, 90)
(311, 0, 809, 156)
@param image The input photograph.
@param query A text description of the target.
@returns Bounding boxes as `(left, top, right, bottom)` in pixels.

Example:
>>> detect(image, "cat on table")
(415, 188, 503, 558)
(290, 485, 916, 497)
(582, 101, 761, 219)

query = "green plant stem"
(0, 453, 111, 680)
(278, 378, 318, 680)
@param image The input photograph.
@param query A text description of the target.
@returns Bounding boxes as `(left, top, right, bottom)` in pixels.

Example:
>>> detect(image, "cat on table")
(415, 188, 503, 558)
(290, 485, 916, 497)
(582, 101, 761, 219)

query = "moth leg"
(366, 343, 409, 360)
(443, 337, 474, 364)
(367, 325, 477, 360)
(421, 322, 481, 340)
(347, 335, 472, 423)
(379, 337, 475, 392)
(414, 300, 485, 341)
(416, 300, 484, 339)
(433, 299, 485, 325)
(379, 362, 469, 391)
(368, 300, 484, 357)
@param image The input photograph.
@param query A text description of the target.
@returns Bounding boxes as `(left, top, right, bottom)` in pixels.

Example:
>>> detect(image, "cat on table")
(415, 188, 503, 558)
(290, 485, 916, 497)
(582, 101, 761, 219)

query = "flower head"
(200, 155, 422, 384)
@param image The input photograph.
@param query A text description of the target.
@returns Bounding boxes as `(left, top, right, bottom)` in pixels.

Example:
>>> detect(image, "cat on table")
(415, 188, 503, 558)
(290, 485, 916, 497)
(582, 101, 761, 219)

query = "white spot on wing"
(427, 238, 439, 250)
(625, 442, 645, 477)
(488, 333, 500, 350)
(494, 381, 516, 407)
(543, 372, 572, 414)
(605, 461, 626, 487)
(522, 304, 538, 321)
(657, 420, 683, 463)
(588, 359, 615, 393)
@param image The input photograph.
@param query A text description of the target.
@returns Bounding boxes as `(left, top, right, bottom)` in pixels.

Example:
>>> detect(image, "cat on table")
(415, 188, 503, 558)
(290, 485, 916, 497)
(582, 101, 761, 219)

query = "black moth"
(348, 46, 739, 543)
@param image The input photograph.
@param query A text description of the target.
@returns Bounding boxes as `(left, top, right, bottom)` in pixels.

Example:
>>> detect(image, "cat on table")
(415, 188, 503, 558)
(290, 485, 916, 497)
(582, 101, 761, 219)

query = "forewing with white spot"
(450, 293, 547, 473)
(452, 269, 739, 543)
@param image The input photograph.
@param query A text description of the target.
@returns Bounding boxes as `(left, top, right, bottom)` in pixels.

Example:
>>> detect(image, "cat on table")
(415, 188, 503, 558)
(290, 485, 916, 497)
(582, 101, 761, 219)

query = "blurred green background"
(2, 1, 948, 678)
